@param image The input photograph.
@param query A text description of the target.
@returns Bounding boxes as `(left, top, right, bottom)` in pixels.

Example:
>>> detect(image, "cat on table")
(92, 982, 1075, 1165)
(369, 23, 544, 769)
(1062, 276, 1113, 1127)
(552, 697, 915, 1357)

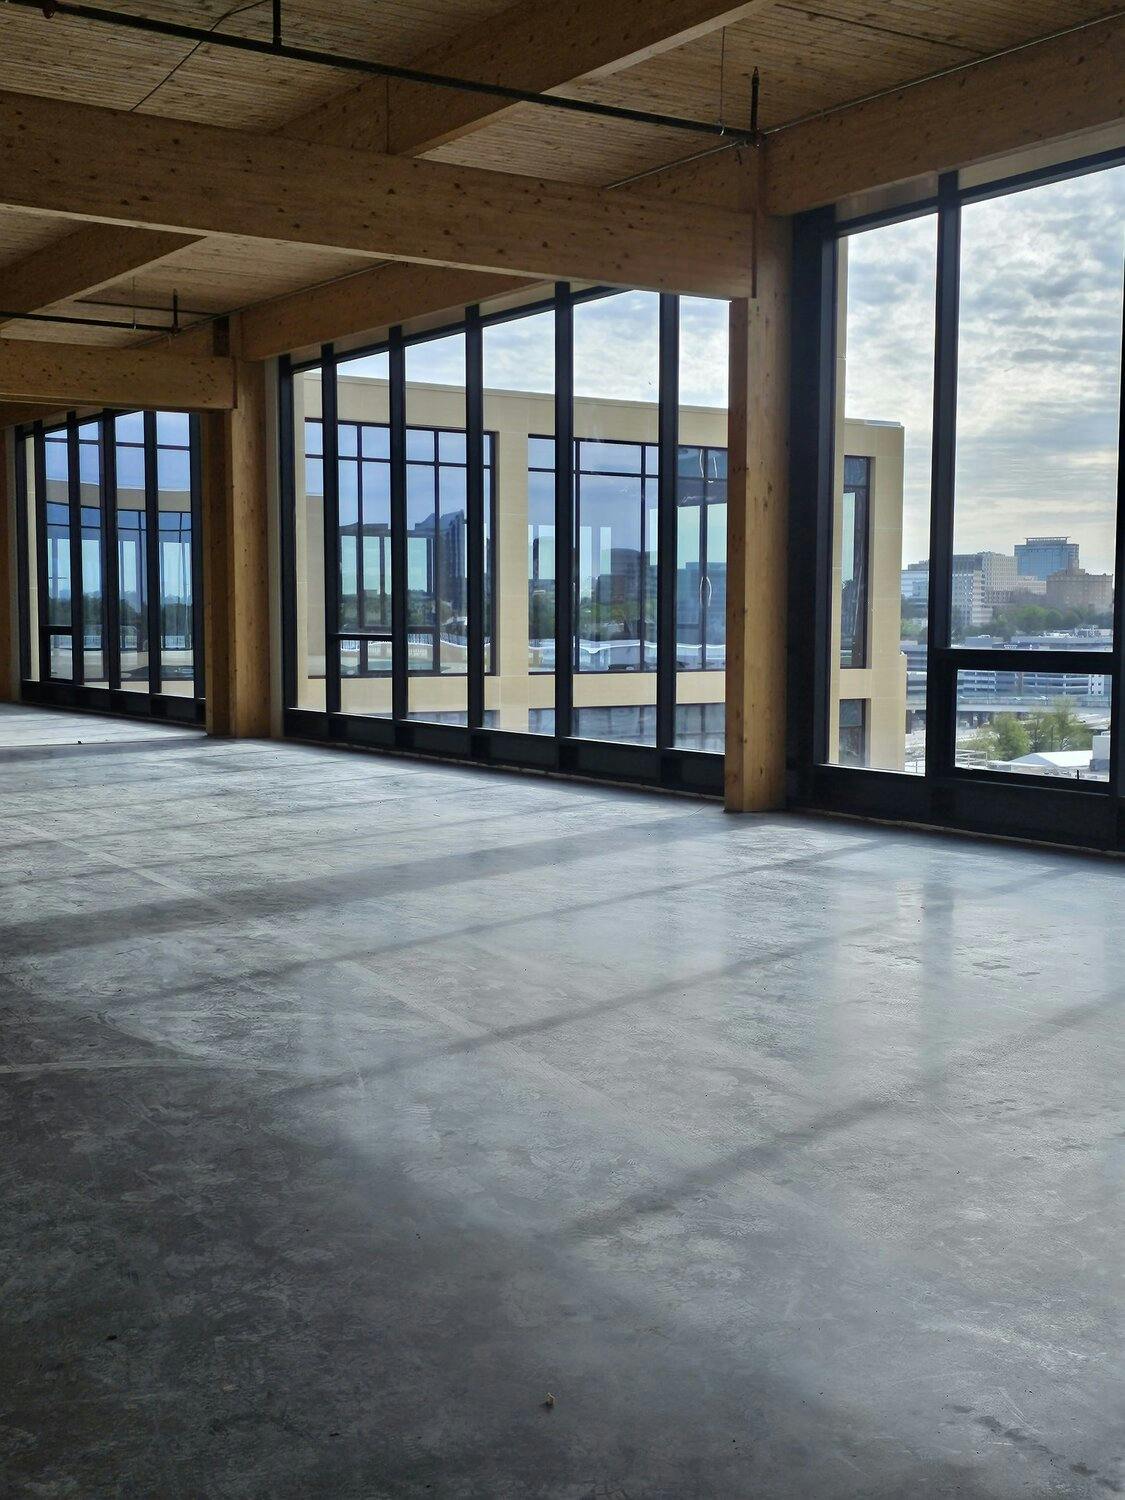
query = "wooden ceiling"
(0, 0, 1116, 344)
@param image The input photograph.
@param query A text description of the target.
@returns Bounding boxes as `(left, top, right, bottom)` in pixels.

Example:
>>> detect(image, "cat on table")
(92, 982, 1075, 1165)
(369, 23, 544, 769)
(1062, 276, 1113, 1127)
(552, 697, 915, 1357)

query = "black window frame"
(788, 144, 1125, 851)
(278, 286, 725, 796)
(14, 409, 205, 726)
(307, 414, 497, 680)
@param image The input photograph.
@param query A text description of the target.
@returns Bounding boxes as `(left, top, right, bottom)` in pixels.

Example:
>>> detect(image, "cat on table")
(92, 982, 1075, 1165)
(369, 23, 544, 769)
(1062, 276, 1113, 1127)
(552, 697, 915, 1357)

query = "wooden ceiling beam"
(0, 224, 197, 330)
(290, 0, 778, 157)
(766, 14, 1125, 215)
(0, 90, 753, 298)
(0, 0, 771, 327)
(240, 265, 535, 364)
(0, 338, 235, 410)
(236, 146, 753, 361)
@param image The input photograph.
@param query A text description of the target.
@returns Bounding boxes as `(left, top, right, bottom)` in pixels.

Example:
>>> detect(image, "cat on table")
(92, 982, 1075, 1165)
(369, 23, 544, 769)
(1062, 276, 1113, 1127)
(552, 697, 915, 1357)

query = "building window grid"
(839, 454, 871, 670)
(17, 413, 203, 715)
(306, 416, 496, 678)
(280, 288, 728, 795)
(527, 435, 728, 675)
(676, 443, 727, 671)
(789, 143, 1125, 844)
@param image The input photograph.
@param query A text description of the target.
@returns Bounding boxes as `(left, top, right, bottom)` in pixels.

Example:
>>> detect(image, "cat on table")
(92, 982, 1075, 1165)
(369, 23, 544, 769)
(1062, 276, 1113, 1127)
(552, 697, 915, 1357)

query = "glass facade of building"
(791, 147, 1125, 849)
(15, 411, 203, 721)
(279, 288, 730, 791)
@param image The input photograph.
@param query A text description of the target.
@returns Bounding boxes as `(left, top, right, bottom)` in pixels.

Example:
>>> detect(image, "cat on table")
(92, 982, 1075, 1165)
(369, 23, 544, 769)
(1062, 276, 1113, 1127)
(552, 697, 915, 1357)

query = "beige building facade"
(291, 370, 729, 740)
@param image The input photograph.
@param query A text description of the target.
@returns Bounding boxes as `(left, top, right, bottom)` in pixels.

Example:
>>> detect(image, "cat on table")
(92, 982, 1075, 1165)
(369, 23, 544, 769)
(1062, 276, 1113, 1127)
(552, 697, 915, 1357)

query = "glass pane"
(48, 632, 72, 681)
(828, 215, 937, 774)
(117, 503, 147, 690)
(292, 368, 327, 709)
(158, 509, 193, 694)
(45, 497, 71, 632)
(483, 307, 555, 734)
(406, 334, 467, 724)
(953, 167, 1123, 649)
(115, 411, 144, 444)
(336, 350, 393, 716)
(153, 413, 195, 695)
(80, 437, 106, 685)
(955, 670, 1110, 782)
(572, 291, 659, 745)
(155, 411, 190, 446)
(676, 295, 728, 750)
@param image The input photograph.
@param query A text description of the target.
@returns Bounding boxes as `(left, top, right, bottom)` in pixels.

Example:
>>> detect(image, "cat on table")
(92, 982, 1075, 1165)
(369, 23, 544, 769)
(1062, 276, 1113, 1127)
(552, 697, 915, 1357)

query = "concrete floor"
(1, 703, 1122, 1499)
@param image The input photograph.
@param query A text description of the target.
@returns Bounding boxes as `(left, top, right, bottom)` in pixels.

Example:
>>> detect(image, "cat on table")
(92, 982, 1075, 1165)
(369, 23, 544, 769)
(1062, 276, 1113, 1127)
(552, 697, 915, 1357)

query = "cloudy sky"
(846, 164, 1124, 574)
(335, 166, 1121, 573)
(338, 292, 730, 409)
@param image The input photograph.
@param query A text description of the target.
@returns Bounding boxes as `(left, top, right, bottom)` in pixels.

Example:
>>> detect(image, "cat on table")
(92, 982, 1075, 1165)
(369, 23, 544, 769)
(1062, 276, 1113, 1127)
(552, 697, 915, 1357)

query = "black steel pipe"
(8, 0, 756, 141)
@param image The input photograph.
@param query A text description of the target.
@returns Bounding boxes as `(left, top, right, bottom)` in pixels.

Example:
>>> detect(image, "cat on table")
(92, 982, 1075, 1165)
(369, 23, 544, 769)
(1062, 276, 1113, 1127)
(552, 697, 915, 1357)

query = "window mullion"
(66, 413, 84, 687)
(320, 345, 342, 717)
(656, 293, 678, 751)
(101, 415, 121, 692)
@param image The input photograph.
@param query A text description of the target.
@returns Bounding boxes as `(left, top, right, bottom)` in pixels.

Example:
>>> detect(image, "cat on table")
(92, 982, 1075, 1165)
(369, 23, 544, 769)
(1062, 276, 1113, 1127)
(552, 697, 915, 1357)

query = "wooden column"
(725, 211, 792, 811)
(0, 429, 14, 701)
(201, 318, 271, 737)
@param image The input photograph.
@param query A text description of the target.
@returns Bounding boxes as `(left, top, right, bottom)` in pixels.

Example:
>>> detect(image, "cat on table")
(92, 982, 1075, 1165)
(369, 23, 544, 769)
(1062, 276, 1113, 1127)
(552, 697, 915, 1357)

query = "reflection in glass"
(406, 334, 469, 723)
(674, 297, 729, 751)
(829, 215, 936, 775)
(116, 416, 148, 690)
(158, 421, 194, 695)
(572, 291, 659, 745)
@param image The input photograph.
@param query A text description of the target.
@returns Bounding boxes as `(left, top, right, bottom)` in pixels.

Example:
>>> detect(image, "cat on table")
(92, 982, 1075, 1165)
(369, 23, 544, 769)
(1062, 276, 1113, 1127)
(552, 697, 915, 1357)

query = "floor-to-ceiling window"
(279, 286, 730, 792)
(16, 411, 204, 722)
(792, 145, 1125, 850)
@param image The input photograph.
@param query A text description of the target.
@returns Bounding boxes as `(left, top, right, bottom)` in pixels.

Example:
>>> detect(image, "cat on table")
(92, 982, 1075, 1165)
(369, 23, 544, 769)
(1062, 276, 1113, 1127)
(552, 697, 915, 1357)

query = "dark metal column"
(13, 430, 30, 684)
(553, 283, 574, 742)
(66, 413, 84, 686)
(466, 306, 485, 729)
(786, 210, 837, 789)
(277, 357, 297, 711)
(142, 410, 162, 697)
(924, 172, 961, 784)
(100, 414, 122, 692)
(656, 293, 679, 751)
(1110, 261, 1125, 804)
(32, 422, 48, 677)
(389, 327, 408, 723)
(320, 344, 342, 717)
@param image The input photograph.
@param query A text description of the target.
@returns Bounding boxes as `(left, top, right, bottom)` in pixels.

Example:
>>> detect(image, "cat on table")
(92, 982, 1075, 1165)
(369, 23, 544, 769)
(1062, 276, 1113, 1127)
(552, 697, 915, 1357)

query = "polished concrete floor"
(1, 703, 1122, 1499)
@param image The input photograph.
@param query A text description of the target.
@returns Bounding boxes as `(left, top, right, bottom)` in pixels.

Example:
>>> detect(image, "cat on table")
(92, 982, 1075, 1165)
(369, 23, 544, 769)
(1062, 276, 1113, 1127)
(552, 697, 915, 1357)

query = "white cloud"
(844, 164, 1124, 573)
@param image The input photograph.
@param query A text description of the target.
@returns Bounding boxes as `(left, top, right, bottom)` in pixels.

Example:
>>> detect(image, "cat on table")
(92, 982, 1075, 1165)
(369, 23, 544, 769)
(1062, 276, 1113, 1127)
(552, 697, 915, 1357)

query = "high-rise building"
(1015, 536, 1080, 579)
(1045, 568, 1114, 613)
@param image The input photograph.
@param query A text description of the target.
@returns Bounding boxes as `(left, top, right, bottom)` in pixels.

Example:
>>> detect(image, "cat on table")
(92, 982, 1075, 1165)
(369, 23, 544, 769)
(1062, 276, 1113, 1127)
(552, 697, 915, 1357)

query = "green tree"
(969, 713, 1030, 762)
(1026, 699, 1094, 752)
(993, 713, 1031, 760)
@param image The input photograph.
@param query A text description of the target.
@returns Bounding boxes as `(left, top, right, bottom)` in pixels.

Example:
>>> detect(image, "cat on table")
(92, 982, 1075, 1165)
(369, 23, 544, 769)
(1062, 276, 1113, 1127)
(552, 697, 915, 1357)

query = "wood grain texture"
(0, 337, 235, 409)
(725, 213, 790, 813)
(0, 224, 197, 329)
(0, 88, 753, 297)
(766, 13, 1125, 214)
(202, 334, 271, 737)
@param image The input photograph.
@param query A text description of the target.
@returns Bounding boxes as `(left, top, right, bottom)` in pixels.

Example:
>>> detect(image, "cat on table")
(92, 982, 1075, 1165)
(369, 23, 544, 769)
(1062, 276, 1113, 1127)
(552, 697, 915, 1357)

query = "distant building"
(1044, 568, 1113, 614)
(901, 561, 929, 609)
(1015, 536, 1080, 580)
